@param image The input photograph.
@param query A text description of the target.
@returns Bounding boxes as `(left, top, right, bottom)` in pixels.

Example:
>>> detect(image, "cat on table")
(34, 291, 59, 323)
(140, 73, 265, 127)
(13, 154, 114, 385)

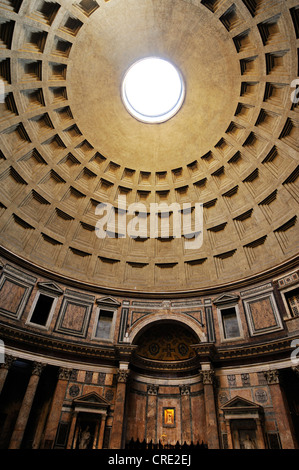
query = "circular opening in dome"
(122, 57, 185, 124)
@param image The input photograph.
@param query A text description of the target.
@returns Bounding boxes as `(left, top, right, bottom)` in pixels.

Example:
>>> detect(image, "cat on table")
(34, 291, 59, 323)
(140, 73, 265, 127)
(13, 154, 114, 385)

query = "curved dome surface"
(0, 0, 298, 293)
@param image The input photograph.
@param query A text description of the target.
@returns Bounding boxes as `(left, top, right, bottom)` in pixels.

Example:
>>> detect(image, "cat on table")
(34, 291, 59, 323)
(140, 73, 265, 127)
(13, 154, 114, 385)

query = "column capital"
(200, 369, 215, 385)
(32, 362, 46, 376)
(1, 354, 17, 370)
(58, 367, 72, 381)
(117, 368, 130, 383)
(180, 384, 191, 395)
(264, 369, 280, 385)
(147, 384, 159, 395)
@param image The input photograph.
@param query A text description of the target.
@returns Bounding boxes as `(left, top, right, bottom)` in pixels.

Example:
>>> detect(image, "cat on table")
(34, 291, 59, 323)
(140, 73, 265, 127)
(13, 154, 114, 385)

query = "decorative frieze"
(264, 369, 279, 384)
(98, 372, 106, 385)
(240, 283, 273, 298)
(275, 271, 299, 289)
(147, 384, 159, 395)
(58, 367, 72, 381)
(241, 373, 250, 386)
(180, 384, 191, 395)
(227, 374, 237, 387)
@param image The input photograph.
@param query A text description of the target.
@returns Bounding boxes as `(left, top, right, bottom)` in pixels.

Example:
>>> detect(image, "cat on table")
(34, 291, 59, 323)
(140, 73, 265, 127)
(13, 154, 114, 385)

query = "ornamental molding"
(0, 322, 116, 361)
(58, 367, 72, 381)
(221, 395, 264, 419)
(0, 321, 298, 367)
(180, 384, 191, 395)
(96, 296, 121, 308)
(132, 354, 200, 372)
(73, 391, 110, 409)
(37, 281, 64, 296)
(1, 247, 298, 300)
(264, 369, 280, 384)
(213, 294, 239, 306)
(147, 384, 159, 395)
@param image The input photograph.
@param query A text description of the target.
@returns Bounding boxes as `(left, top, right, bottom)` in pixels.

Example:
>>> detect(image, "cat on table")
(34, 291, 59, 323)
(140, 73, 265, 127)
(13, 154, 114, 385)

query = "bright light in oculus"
(122, 57, 185, 123)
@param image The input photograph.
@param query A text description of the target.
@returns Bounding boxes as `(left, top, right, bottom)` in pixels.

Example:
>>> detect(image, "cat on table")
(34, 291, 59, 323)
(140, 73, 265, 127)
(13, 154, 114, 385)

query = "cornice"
(0, 246, 298, 300)
(216, 336, 298, 362)
(0, 321, 297, 369)
(0, 321, 116, 363)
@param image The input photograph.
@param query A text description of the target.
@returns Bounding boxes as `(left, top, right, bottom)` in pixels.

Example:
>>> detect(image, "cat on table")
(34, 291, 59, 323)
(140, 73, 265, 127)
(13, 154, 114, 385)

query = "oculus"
(122, 57, 185, 123)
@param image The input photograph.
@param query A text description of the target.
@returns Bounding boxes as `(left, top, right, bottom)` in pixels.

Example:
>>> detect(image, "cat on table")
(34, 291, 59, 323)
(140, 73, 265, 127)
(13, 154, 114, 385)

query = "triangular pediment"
(96, 296, 121, 307)
(213, 294, 239, 305)
(37, 281, 64, 295)
(221, 395, 262, 411)
(73, 392, 110, 408)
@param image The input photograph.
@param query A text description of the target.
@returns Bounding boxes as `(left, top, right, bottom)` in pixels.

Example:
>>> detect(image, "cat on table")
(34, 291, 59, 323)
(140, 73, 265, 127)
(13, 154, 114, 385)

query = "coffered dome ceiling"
(0, 0, 298, 293)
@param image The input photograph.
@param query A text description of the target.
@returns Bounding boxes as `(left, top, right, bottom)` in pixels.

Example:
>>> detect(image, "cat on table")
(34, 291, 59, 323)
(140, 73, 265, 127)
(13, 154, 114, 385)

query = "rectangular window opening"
(221, 307, 240, 339)
(285, 287, 299, 318)
(30, 293, 54, 326)
(95, 309, 114, 339)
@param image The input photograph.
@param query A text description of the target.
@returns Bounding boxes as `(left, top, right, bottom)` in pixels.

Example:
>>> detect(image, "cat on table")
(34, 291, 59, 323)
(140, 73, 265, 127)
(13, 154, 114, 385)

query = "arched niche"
(127, 312, 206, 354)
(129, 314, 206, 363)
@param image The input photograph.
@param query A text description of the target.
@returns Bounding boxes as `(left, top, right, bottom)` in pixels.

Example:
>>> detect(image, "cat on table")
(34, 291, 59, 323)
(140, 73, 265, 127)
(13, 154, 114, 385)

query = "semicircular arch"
(127, 312, 207, 344)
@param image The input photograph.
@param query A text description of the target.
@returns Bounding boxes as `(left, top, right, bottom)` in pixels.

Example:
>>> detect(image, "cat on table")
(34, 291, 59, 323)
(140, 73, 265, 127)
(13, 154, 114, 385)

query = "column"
(146, 384, 159, 444)
(264, 369, 297, 449)
(180, 385, 192, 444)
(201, 369, 220, 449)
(0, 355, 16, 395)
(66, 411, 78, 449)
(97, 414, 107, 449)
(41, 367, 72, 449)
(224, 419, 233, 449)
(109, 366, 130, 449)
(92, 419, 100, 449)
(9, 361, 46, 449)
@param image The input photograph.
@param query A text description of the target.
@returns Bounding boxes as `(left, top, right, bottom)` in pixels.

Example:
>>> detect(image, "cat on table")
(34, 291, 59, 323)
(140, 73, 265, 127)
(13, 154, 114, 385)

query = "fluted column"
(109, 366, 130, 449)
(201, 369, 219, 449)
(9, 361, 46, 449)
(264, 370, 297, 449)
(180, 385, 192, 444)
(0, 354, 16, 395)
(146, 384, 159, 443)
(41, 367, 72, 449)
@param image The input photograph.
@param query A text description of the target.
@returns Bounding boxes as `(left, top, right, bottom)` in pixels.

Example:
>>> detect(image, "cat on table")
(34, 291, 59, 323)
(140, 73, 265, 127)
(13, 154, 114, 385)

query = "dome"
(0, 0, 298, 293)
